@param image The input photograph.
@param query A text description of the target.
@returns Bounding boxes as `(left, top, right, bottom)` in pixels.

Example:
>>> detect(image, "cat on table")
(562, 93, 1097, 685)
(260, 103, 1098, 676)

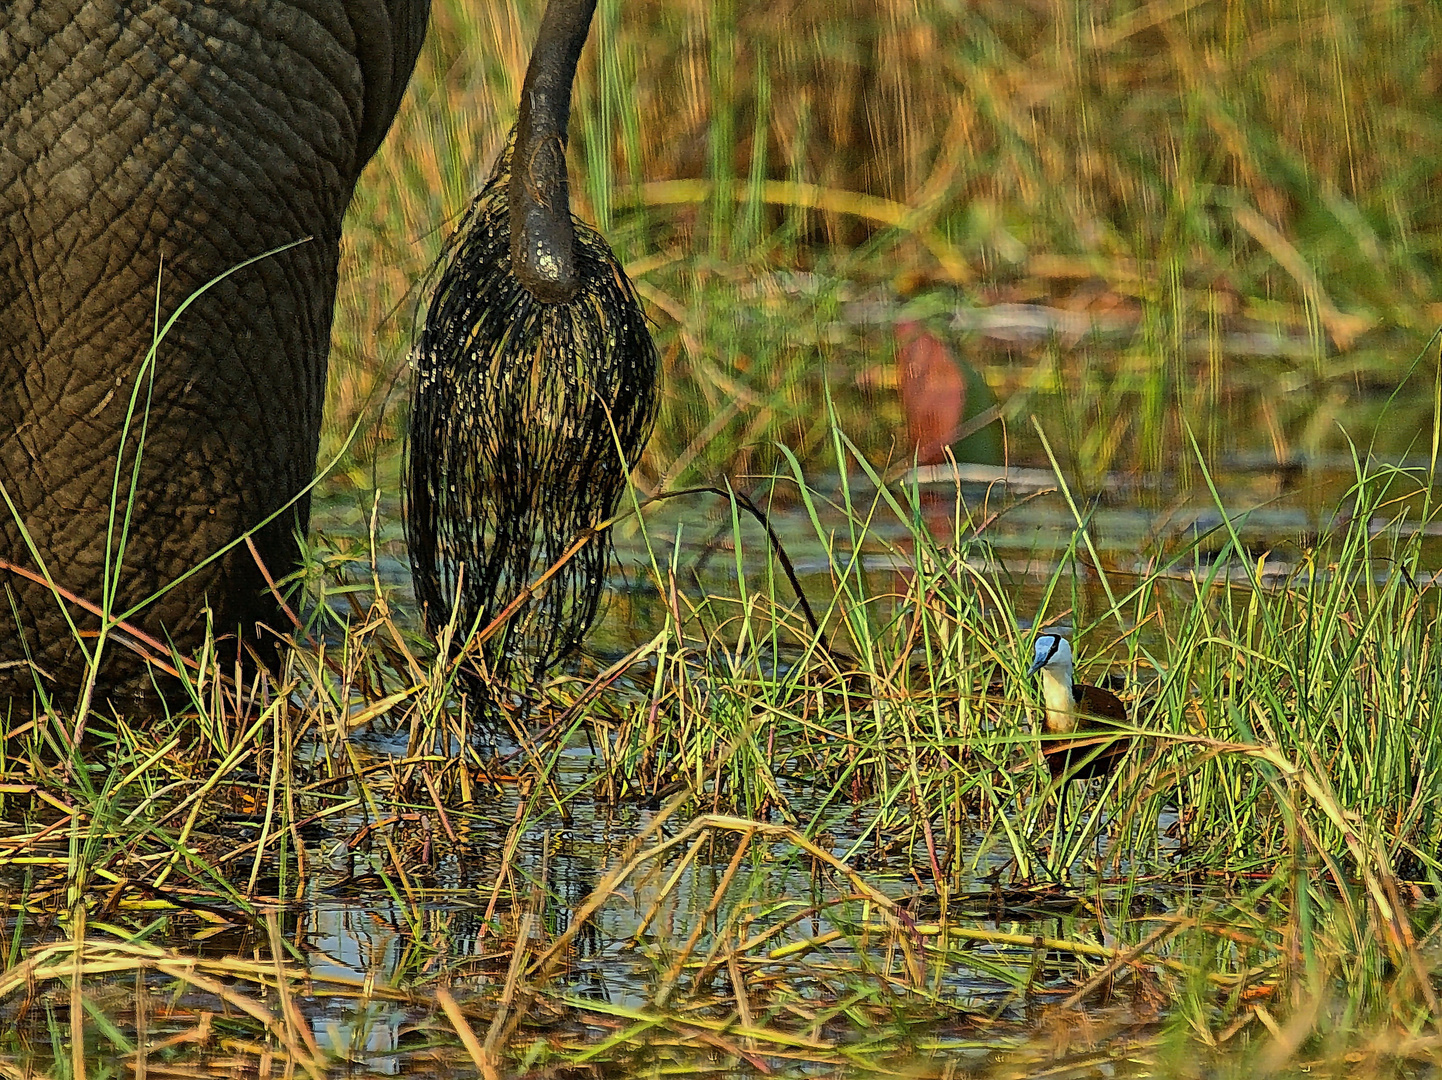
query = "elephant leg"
(0, 0, 429, 715)
(1, 219, 339, 714)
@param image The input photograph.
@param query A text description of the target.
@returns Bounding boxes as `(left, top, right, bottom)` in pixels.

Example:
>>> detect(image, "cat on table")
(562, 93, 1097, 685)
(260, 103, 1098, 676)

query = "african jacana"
(1027, 633, 1132, 783)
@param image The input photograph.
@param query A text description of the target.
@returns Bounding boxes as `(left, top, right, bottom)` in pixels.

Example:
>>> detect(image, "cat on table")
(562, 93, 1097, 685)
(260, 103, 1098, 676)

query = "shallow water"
(312, 445, 1442, 658)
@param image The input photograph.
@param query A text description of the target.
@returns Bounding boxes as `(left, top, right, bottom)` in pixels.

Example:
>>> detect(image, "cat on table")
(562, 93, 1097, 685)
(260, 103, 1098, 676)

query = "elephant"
(0, 1, 432, 714)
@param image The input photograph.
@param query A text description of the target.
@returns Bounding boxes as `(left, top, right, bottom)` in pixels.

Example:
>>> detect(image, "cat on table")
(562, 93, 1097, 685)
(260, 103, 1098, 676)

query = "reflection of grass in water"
(330, 0, 1442, 498)
(5, 405, 1442, 1073)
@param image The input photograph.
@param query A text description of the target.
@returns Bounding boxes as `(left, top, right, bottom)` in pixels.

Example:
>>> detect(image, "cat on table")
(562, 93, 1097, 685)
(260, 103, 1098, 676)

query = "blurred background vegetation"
(327, 0, 1442, 502)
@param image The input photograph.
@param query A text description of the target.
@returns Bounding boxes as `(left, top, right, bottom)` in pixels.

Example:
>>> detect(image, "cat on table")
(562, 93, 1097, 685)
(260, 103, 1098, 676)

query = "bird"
(895, 320, 968, 466)
(893, 320, 1003, 467)
(1027, 633, 1132, 783)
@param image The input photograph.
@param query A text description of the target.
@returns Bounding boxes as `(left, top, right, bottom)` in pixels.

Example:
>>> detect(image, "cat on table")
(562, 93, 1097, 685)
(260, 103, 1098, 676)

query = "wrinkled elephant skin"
(0, 1, 430, 712)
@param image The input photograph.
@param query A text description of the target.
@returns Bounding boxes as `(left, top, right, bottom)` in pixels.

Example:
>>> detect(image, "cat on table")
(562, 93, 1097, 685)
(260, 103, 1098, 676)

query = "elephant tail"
(406, 0, 659, 710)
(509, 0, 598, 304)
